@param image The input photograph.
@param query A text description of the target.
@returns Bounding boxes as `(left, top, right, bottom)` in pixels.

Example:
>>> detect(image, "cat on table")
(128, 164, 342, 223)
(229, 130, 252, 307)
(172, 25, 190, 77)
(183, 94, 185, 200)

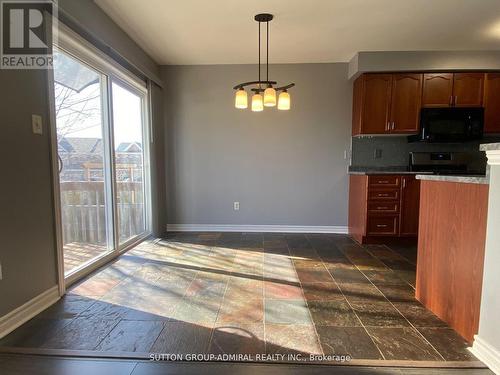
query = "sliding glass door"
(54, 50, 114, 276)
(52, 42, 150, 281)
(111, 82, 148, 246)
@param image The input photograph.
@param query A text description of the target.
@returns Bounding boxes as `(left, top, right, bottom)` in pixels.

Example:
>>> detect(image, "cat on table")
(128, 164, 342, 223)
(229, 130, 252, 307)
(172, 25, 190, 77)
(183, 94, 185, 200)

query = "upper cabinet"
(390, 74, 423, 133)
(483, 73, 500, 133)
(453, 73, 484, 107)
(353, 71, 494, 136)
(352, 73, 422, 135)
(422, 72, 484, 108)
(360, 74, 392, 134)
(422, 73, 454, 107)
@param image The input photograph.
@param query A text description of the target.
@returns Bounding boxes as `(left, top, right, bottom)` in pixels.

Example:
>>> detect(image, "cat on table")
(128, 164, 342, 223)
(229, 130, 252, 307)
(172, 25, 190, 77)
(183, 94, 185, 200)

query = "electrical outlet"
(32, 114, 43, 135)
(233, 202, 240, 211)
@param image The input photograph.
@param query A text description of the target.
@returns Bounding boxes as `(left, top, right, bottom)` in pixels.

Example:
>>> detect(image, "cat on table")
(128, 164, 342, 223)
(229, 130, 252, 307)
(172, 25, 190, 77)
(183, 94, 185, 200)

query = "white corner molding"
(166, 224, 348, 234)
(486, 149, 500, 166)
(0, 286, 60, 339)
(471, 336, 500, 374)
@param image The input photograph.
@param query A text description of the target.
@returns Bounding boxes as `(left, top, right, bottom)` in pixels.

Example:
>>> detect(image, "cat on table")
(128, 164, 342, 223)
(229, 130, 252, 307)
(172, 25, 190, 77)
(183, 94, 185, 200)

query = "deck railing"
(60, 181, 144, 244)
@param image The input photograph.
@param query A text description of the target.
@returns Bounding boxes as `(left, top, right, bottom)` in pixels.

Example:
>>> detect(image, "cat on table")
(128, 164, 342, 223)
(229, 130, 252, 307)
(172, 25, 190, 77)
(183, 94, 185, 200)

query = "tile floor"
(0, 233, 481, 365)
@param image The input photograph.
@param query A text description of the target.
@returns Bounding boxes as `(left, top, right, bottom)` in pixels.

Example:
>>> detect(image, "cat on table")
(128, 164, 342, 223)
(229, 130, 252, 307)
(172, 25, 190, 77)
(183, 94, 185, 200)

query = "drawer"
(368, 201, 400, 214)
(369, 175, 401, 188)
(367, 215, 399, 236)
(368, 189, 400, 201)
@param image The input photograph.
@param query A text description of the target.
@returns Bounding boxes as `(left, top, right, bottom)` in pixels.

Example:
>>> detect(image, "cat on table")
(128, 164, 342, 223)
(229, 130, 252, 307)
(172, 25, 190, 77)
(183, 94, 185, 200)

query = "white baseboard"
(0, 286, 60, 339)
(166, 224, 348, 234)
(471, 335, 500, 374)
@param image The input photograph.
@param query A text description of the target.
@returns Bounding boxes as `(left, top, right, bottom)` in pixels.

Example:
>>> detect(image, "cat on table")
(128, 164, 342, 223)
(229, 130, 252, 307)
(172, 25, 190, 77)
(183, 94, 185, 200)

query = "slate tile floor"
(0, 233, 481, 365)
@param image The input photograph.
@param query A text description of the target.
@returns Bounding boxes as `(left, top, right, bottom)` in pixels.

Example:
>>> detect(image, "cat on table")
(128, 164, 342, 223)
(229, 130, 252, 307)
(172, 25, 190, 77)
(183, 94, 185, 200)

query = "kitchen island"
(415, 173, 489, 343)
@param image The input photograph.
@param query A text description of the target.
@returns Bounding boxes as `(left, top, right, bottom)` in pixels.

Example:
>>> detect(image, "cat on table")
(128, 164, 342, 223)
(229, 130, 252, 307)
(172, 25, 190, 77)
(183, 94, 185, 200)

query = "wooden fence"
(60, 181, 144, 245)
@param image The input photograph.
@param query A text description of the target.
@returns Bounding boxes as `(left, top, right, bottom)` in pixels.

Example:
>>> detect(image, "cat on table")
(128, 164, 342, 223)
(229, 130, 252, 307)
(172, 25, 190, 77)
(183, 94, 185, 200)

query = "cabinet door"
(453, 73, 484, 107)
(422, 73, 453, 107)
(483, 73, 500, 133)
(361, 74, 392, 134)
(400, 176, 420, 236)
(390, 73, 423, 133)
(352, 76, 363, 136)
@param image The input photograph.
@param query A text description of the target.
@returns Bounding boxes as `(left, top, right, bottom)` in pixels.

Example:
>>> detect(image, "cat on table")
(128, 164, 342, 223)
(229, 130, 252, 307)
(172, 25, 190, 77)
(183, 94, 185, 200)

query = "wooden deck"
(64, 242, 109, 275)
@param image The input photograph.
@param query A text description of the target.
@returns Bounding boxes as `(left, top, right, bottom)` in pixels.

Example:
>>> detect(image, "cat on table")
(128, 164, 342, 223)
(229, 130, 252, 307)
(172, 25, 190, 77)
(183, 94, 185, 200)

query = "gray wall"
(163, 63, 352, 227)
(0, 69, 57, 316)
(349, 51, 500, 78)
(0, 1, 163, 317)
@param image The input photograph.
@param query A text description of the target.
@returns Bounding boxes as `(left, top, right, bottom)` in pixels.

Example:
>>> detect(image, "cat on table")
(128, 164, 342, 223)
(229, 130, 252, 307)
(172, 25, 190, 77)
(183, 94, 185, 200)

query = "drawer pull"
(377, 206, 388, 210)
(378, 180, 389, 184)
(376, 224, 388, 228)
(378, 193, 389, 197)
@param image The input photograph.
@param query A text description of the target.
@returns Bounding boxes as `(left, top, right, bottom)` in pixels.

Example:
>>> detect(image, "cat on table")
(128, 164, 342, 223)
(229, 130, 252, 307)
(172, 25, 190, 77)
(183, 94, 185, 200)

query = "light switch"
(32, 114, 43, 135)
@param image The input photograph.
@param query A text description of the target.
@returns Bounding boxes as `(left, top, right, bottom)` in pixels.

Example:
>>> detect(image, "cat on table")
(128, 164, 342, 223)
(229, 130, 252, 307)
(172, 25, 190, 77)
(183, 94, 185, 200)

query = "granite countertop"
(416, 174, 489, 185)
(348, 166, 432, 175)
(480, 142, 500, 151)
(349, 170, 430, 175)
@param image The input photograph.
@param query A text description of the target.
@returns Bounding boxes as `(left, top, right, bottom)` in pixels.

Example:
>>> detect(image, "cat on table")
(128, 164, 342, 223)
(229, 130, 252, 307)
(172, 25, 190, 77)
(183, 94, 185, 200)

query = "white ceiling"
(94, 0, 500, 65)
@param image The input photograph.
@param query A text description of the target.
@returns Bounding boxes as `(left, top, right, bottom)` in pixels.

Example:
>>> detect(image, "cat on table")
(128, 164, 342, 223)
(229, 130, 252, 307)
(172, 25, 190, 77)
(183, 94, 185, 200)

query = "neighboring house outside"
(58, 137, 143, 183)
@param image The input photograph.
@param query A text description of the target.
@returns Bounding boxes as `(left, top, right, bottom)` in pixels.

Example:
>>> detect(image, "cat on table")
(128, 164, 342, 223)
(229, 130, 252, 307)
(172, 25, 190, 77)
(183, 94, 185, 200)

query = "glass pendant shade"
(251, 93, 264, 112)
(234, 89, 248, 109)
(263, 86, 277, 107)
(277, 90, 291, 110)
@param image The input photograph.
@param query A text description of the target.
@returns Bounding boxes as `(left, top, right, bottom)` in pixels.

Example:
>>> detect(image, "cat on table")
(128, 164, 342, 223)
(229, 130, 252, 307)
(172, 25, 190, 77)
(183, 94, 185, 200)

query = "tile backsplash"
(350, 135, 500, 170)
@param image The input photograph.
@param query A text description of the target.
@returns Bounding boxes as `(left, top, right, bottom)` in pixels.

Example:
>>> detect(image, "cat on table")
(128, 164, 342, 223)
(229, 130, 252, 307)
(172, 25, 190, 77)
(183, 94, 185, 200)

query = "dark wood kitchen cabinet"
(399, 175, 420, 236)
(353, 70, 497, 135)
(416, 179, 488, 342)
(348, 174, 420, 244)
(352, 73, 421, 135)
(453, 73, 484, 107)
(422, 72, 484, 108)
(390, 73, 423, 133)
(422, 73, 454, 107)
(483, 73, 500, 133)
(355, 74, 392, 135)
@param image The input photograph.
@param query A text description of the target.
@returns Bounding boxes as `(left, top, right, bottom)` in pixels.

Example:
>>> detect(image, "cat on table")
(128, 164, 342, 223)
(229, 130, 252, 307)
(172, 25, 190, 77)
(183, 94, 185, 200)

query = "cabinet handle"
(392, 122, 395, 130)
(378, 180, 389, 184)
(386, 122, 389, 131)
(403, 179, 406, 188)
(377, 206, 388, 210)
(455, 95, 458, 105)
(378, 193, 389, 197)
(449, 96, 453, 106)
(376, 224, 388, 228)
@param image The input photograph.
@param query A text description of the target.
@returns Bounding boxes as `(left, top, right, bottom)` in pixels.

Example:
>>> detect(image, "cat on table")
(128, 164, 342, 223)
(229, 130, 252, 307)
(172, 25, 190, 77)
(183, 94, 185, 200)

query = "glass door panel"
(111, 82, 147, 245)
(53, 50, 114, 276)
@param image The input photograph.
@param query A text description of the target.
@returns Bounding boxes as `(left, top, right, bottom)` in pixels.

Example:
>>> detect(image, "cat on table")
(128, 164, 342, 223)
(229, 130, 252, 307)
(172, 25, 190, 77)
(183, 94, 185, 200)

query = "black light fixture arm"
(249, 83, 295, 93)
(233, 80, 277, 91)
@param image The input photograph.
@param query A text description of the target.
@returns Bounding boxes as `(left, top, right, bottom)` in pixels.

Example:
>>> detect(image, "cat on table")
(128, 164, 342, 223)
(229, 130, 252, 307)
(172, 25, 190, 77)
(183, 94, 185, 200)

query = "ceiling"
(94, 0, 500, 65)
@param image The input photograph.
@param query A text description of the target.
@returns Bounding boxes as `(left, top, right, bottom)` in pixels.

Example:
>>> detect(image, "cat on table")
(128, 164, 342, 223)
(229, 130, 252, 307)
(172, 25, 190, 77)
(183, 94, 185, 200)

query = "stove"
(409, 152, 486, 175)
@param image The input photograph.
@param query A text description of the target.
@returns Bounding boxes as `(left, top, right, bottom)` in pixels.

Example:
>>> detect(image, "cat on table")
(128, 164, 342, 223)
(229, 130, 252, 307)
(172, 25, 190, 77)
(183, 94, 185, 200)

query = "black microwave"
(415, 107, 484, 143)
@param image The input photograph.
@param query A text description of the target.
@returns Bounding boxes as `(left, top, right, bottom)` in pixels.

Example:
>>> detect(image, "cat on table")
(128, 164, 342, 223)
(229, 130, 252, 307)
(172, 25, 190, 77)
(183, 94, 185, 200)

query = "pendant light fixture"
(233, 13, 295, 111)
